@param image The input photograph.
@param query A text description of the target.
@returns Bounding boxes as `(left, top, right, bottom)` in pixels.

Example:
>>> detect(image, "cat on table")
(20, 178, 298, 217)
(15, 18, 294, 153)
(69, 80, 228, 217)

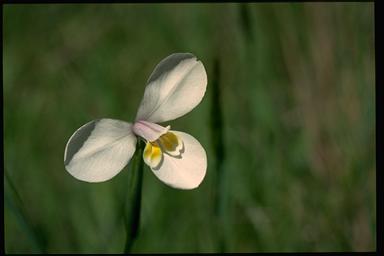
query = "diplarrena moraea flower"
(64, 53, 208, 189)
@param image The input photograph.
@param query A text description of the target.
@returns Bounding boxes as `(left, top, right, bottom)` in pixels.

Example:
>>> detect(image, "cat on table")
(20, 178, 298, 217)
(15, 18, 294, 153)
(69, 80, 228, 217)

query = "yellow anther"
(143, 141, 162, 168)
(159, 132, 179, 151)
(142, 132, 183, 168)
(158, 132, 182, 156)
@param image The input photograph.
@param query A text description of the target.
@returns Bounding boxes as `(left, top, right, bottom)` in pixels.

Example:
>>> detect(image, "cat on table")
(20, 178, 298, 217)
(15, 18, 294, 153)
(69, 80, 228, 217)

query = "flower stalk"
(124, 140, 145, 253)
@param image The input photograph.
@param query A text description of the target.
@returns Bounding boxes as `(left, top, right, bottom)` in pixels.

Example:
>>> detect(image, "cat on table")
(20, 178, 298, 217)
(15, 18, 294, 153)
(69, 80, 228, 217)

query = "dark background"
(4, 3, 375, 253)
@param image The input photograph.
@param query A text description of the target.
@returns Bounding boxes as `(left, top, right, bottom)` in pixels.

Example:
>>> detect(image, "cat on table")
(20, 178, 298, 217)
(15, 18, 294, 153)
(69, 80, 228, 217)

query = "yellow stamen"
(159, 132, 178, 151)
(158, 132, 182, 156)
(142, 132, 183, 168)
(143, 141, 162, 168)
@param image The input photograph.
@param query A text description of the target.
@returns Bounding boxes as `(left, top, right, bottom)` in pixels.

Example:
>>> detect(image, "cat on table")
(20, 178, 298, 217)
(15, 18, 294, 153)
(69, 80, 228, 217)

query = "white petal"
(135, 53, 207, 123)
(149, 131, 207, 189)
(64, 119, 137, 182)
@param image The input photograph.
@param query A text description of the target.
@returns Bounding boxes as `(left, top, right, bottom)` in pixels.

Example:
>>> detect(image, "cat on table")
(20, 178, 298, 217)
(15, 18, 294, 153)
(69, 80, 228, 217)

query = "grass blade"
(210, 57, 228, 252)
(4, 170, 45, 253)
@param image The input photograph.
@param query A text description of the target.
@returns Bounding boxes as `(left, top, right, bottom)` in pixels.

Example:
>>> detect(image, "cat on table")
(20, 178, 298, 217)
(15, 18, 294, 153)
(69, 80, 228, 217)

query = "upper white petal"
(64, 119, 137, 182)
(149, 131, 207, 189)
(135, 53, 207, 123)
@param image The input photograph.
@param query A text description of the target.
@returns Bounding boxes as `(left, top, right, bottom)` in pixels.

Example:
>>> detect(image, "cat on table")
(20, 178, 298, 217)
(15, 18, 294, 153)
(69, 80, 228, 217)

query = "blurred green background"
(4, 3, 375, 253)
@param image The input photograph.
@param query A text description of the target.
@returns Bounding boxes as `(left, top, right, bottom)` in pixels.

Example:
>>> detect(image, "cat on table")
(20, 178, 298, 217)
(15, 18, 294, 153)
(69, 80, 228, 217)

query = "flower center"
(143, 132, 183, 168)
(132, 120, 170, 142)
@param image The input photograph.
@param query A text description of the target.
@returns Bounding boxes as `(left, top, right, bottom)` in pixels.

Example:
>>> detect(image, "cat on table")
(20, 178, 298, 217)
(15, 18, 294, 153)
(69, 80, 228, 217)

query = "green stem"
(210, 57, 227, 252)
(211, 58, 225, 216)
(124, 140, 145, 253)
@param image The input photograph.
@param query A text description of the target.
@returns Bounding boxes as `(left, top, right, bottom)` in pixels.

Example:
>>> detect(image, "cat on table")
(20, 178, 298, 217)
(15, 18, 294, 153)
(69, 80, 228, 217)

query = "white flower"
(64, 53, 208, 189)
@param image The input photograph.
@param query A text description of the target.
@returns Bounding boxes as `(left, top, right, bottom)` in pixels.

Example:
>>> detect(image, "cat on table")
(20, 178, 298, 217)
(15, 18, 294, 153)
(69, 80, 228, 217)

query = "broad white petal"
(135, 53, 207, 123)
(64, 119, 137, 182)
(149, 131, 207, 189)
